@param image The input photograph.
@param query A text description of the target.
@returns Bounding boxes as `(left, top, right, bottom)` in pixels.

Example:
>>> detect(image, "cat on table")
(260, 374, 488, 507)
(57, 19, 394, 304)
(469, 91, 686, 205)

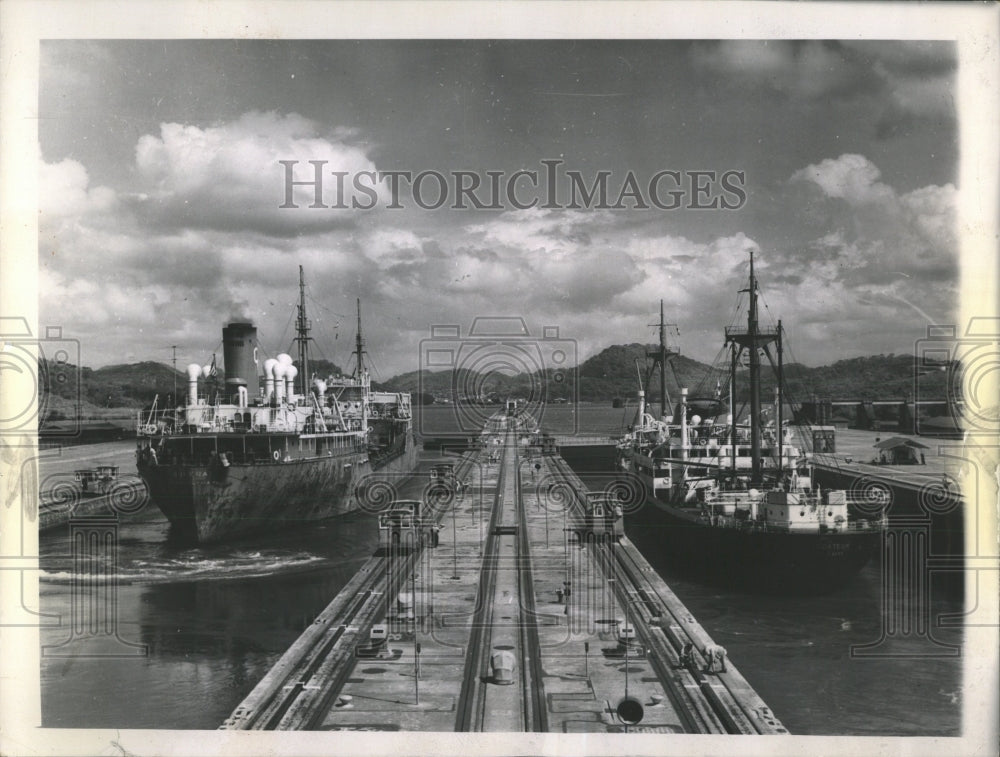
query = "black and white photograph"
(1, 2, 997, 755)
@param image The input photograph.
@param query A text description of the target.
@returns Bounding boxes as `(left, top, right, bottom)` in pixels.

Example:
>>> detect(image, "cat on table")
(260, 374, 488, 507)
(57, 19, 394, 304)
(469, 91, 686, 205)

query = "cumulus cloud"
(789, 154, 956, 253)
(37, 111, 400, 367)
(789, 153, 895, 206)
(133, 111, 389, 235)
(37, 104, 959, 375)
(465, 207, 612, 256)
(458, 208, 637, 311)
(786, 153, 957, 329)
(40, 159, 117, 223)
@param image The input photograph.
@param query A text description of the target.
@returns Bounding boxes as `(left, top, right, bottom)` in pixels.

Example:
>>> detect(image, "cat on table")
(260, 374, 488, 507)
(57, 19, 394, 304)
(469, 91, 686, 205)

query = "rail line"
(513, 447, 548, 732)
(222, 431, 785, 734)
(453, 440, 508, 730)
(455, 427, 547, 731)
(222, 454, 476, 731)
(546, 453, 787, 735)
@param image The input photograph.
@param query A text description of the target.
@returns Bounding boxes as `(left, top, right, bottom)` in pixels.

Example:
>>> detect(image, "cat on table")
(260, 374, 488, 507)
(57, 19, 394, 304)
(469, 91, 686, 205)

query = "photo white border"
(1, 2, 997, 755)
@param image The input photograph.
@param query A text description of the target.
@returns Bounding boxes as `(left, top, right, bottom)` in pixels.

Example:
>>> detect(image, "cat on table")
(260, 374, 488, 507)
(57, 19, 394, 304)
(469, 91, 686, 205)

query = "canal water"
(39, 405, 963, 734)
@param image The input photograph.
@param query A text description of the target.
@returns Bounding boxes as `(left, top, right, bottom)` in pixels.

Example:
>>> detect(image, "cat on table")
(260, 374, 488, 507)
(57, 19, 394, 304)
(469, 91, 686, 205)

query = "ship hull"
(619, 458, 881, 594)
(629, 499, 879, 594)
(139, 432, 418, 543)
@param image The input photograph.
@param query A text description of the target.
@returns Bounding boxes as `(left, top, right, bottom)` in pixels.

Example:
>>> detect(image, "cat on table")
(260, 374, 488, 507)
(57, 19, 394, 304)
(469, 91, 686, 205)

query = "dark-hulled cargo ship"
(135, 267, 417, 543)
(616, 252, 885, 593)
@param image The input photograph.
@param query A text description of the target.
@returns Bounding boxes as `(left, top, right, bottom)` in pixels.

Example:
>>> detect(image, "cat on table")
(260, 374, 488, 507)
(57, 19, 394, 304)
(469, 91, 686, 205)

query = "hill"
(39, 355, 347, 416)
(375, 345, 951, 407)
(38, 347, 952, 422)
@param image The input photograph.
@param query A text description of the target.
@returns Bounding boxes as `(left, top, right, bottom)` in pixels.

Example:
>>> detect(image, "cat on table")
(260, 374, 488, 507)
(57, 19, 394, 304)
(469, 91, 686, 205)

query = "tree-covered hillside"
(38, 346, 952, 421)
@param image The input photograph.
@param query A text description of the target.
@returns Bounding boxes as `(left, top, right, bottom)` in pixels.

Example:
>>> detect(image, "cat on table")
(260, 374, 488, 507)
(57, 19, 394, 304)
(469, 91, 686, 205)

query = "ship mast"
(725, 251, 781, 484)
(646, 299, 678, 420)
(730, 341, 738, 475)
(747, 252, 761, 481)
(353, 298, 366, 380)
(294, 265, 311, 396)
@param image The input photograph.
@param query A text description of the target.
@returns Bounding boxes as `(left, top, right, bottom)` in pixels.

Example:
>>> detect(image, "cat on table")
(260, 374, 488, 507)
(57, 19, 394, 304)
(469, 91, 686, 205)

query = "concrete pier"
(223, 416, 787, 734)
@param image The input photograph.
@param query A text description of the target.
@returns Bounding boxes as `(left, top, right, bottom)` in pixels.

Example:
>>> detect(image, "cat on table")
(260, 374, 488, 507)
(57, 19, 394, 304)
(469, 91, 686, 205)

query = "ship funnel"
(285, 365, 298, 401)
(637, 389, 645, 424)
(223, 322, 260, 400)
(313, 378, 326, 402)
(186, 363, 201, 406)
(680, 388, 689, 460)
(263, 358, 277, 402)
(272, 360, 287, 403)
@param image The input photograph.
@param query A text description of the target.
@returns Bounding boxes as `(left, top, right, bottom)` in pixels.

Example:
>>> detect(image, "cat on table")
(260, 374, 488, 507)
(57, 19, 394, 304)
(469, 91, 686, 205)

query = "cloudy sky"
(39, 40, 958, 378)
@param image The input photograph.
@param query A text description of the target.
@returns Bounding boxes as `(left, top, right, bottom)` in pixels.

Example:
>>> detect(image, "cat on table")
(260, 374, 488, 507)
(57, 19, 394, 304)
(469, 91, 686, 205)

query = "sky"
(38, 39, 959, 379)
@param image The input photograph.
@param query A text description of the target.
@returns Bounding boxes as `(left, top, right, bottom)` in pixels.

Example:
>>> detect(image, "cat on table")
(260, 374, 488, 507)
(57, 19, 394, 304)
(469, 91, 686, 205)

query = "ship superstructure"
(135, 267, 416, 542)
(616, 253, 884, 592)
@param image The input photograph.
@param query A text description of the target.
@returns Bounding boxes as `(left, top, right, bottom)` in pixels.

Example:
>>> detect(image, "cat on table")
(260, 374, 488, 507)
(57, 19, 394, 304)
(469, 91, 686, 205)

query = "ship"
(616, 252, 885, 593)
(135, 267, 418, 543)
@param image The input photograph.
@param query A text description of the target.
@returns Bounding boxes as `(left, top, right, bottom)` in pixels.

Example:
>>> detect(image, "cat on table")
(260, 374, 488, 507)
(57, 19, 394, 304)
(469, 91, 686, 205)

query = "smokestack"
(272, 360, 287, 404)
(263, 358, 277, 403)
(186, 363, 201, 406)
(222, 322, 260, 400)
(681, 388, 689, 462)
(285, 365, 298, 401)
(313, 378, 326, 404)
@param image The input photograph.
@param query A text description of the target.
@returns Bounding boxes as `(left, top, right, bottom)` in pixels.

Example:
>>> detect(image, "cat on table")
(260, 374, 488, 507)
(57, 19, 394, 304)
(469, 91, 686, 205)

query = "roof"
(873, 436, 930, 450)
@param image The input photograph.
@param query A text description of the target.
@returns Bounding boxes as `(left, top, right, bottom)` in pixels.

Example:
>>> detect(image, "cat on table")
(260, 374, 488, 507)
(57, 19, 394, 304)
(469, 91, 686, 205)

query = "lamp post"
(520, 457, 550, 548)
(451, 500, 459, 580)
(413, 568, 419, 704)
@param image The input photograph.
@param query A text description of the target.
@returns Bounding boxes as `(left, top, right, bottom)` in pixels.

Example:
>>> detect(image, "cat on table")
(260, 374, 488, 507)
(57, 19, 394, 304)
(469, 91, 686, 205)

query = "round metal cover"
(616, 696, 644, 725)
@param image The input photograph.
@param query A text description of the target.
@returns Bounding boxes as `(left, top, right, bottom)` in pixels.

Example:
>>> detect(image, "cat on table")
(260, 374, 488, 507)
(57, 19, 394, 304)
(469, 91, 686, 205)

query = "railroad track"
(513, 448, 548, 732)
(455, 427, 547, 731)
(222, 454, 477, 731)
(545, 454, 788, 735)
(227, 551, 416, 729)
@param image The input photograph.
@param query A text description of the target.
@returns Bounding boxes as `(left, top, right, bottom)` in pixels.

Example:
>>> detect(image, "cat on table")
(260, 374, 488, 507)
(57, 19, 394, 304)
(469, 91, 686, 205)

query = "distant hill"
(575, 343, 722, 403)
(38, 347, 952, 423)
(87, 361, 185, 407)
(39, 355, 348, 416)
(375, 345, 952, 407)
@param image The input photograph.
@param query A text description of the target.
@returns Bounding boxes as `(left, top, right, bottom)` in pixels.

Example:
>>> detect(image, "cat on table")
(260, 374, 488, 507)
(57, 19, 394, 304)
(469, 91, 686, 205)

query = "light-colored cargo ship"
(136, 267, 416, 543)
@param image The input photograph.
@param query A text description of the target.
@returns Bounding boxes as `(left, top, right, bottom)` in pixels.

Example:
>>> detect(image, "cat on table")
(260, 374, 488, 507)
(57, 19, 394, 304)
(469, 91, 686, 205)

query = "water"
(39, 404, 963, 734)
(625, 529, 963, 736)
(40, 509, 379, 729)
